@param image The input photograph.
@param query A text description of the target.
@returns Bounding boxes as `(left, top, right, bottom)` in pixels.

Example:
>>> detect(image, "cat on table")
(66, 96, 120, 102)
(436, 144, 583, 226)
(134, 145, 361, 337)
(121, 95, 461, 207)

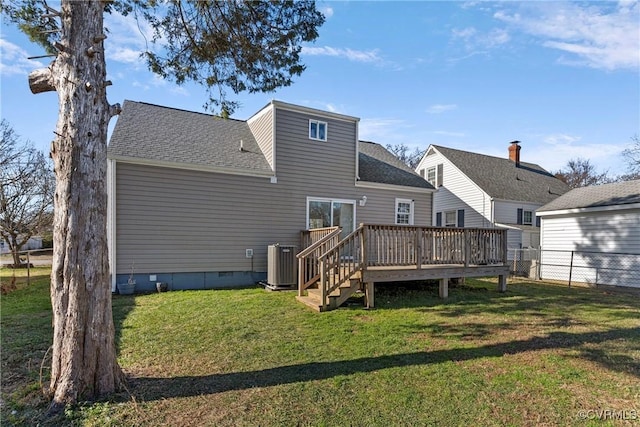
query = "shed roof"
(537, 179, 640, 212)
(430, 145, 570, 204)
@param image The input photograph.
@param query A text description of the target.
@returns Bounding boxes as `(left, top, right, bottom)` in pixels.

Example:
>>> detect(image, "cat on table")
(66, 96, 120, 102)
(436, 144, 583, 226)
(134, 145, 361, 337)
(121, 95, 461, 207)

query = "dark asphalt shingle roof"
(359, 141, 434, 189)
(432, 145, 570, 204)
(538, 179, 640, 212)
(108, 100, 431, 190)
(108, 100, 273, 174)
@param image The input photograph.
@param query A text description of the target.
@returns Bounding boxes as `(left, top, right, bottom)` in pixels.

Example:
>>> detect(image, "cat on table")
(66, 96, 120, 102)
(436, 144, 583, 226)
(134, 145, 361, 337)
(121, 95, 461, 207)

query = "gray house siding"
(114, 162, 299, 290)
(274, 107, 357, 188)
(356, 188, 432, 226)
(114, 162, 432, 291)
(111, 102, 433, 291)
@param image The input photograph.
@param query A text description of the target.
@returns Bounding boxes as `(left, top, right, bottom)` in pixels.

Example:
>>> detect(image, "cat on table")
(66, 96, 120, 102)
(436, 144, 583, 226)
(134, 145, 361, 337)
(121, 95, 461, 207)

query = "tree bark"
(45, 0, 123, 413)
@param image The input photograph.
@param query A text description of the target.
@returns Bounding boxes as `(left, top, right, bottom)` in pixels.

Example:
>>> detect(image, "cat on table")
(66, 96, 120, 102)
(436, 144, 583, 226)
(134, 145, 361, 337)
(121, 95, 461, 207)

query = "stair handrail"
(297, 226, 341, 296)
(318, 225, 365, 309)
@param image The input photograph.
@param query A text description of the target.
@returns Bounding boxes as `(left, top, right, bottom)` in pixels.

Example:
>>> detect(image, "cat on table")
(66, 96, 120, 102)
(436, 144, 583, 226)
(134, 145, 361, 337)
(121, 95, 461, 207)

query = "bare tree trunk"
(43, 0, 123, 413)
(9, 238, 21, 267)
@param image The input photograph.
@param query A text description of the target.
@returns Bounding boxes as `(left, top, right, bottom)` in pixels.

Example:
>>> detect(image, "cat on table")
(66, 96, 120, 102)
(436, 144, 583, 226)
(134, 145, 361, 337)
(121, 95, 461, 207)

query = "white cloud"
(359, 118, 409, 142)
(525, 134, 627, 172)
(104, 12, 155, 64)
(110, 47, 143, 64)
(426, 104, 457, 114)
(432, 130, 465, 137)
(324, 103, 338, 113)
(451, 26, 510, 52)
(543, 133, 582, 145)
(493, 1, 640, 71)
(302, 46, 383, 63)
(320, 6, 334, 18)
(0, 39, 44, 76)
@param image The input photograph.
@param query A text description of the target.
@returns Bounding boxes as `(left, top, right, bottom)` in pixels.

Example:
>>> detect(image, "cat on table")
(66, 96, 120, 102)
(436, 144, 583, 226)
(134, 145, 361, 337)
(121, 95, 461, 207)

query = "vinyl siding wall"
(247, 107, 274, 170)
(494, 200, 541, 225)
(539, 208, 640, 287)
(115, 163, 297, 275)
(418, 150, 491, 227)
(113, 105, 432, 289)
(495, 200, 542, 255)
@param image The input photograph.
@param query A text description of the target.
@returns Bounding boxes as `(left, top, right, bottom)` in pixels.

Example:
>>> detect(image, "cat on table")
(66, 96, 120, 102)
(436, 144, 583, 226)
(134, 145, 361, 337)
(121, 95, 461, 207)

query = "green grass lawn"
(1, 269, 639, 426)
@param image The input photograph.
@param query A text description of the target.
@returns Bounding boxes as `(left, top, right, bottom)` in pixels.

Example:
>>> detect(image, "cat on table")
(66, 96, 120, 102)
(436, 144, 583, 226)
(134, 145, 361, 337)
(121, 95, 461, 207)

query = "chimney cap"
(510, 140, 521, 145)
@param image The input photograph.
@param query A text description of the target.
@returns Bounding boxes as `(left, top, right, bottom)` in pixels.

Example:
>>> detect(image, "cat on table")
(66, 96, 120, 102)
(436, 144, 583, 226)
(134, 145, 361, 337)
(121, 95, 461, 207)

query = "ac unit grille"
(267, 244, 297, 287)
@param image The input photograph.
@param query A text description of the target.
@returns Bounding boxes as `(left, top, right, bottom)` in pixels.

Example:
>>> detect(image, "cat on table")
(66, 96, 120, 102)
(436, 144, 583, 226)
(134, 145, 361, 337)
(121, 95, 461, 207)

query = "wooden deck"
(297, 224, 509, 312)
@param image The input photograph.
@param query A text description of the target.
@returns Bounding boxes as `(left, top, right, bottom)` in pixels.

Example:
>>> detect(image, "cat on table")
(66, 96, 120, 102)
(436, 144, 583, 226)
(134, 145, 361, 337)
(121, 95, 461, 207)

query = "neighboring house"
(107, 100, 434, 292)
(415, 142, 570, 257)
(537, 179, 640, 288)
(0, 236, 43, 254)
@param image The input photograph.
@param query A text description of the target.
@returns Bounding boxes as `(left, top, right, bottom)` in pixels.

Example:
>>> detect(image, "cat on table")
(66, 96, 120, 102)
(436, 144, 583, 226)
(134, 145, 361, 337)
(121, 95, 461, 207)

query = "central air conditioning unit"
(267, 244, 297, 289)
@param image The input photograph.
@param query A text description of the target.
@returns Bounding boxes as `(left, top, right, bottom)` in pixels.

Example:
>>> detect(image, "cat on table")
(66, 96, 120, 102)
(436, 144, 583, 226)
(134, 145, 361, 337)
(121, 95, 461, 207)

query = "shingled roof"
(108, 100, 431, 190)
(359, 141, 433, 189)
(538, 179, 640, 212)
(108, 100, 273, 174)
(431, 145, 570, 204)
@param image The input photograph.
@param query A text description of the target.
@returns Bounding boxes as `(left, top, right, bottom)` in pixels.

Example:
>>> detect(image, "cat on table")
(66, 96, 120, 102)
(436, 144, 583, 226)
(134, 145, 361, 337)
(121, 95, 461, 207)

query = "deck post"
(439, 278, 448, 298)
(498, 274, 507, 292)
(364, 282, 375, 308)
(464, 229, 470, 267)
(297, 257, 304, 297)
(320, 259, 327, 310)
(501, 229, 508, 265)
(360, 223, 368, 269)
(415, 227, 422, 269)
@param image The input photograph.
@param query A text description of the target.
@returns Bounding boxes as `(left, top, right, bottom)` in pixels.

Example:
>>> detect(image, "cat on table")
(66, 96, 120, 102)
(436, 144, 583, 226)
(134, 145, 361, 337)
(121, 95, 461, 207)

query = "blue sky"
(1, 1, 639, 174)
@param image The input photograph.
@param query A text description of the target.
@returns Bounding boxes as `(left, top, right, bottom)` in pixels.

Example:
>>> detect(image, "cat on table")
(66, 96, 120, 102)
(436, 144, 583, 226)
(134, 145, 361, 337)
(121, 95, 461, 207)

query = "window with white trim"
(444, 210, 457, 227)
(395, 198, 414, 225)
(523, 210, 533, 225)
(426, 167, 436, 187)
(309, 120, 327, 141)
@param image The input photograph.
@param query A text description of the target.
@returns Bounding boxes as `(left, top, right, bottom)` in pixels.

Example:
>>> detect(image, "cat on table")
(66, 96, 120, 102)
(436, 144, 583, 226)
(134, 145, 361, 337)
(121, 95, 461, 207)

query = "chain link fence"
(508, 248, 540, 279)
(509, 248, 640, 289)
(1, 248, 53, 289)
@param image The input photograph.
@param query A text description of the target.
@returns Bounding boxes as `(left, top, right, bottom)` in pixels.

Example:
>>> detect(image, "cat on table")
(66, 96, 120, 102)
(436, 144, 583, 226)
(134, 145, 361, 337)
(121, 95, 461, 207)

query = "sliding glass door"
(308, 198, 355, 238)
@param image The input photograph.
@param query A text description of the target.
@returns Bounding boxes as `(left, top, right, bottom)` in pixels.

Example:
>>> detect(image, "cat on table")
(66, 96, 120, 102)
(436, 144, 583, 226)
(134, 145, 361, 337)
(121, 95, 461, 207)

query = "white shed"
(537, 180, 640, 288)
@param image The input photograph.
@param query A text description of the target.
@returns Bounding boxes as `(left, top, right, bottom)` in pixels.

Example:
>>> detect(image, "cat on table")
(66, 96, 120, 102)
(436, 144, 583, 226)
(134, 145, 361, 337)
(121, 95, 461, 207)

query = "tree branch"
(28, 62, 56, 94)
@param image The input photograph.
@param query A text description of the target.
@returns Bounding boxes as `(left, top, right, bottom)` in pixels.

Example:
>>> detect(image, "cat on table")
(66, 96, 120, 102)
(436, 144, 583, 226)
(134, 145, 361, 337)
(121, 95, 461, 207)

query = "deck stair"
(296, 275, 361, 312)
(297, 224, 509, 312)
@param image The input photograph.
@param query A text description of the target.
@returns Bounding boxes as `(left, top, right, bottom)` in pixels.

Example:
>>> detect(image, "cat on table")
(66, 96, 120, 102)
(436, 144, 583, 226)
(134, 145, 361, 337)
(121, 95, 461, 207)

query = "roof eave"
(356, 180, 435, 193)
(108, 155, 275, 179)
(537, 202, 640, 217)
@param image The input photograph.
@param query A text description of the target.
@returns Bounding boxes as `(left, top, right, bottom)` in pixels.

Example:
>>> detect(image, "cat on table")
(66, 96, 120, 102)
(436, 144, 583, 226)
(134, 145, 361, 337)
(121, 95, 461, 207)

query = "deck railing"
(297, 227, 341, 296)
(364, 224, 507, 268)
(318, 227, 364, 307)
(298, 224, 508, 309)
(300, 226, 341, 251)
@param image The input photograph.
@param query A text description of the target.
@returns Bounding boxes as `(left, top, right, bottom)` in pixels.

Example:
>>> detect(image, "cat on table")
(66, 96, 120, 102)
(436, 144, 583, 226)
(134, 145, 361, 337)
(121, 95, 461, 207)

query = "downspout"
(493, 198, 497, 226)
(107, 159, 117, 292)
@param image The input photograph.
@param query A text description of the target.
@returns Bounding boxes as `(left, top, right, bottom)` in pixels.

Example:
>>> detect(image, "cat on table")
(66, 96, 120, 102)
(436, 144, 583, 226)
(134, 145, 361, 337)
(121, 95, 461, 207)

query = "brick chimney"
(508, 140, 521, 166)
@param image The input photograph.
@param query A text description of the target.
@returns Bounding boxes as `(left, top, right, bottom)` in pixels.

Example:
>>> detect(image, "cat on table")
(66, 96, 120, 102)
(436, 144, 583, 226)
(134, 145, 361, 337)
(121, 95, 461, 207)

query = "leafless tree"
(386, 143, 425, 169)
(0, 119, 54, 267)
